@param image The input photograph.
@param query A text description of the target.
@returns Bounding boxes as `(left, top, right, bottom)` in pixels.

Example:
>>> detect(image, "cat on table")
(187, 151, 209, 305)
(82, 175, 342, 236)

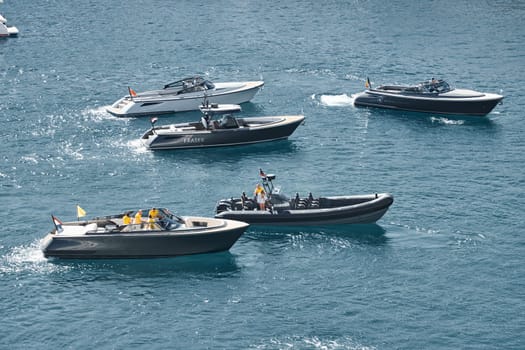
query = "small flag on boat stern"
(151, 117, 158, 124)
(128, 86, 137, 97)
(77, 205, 86, 218)
(259, 168, 266, 178)
(365, 77, 371, 89)
(52, 215, 63, 233)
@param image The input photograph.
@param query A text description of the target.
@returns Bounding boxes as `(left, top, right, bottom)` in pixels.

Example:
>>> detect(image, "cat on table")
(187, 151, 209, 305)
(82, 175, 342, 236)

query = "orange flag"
(365, 77, 371, 89)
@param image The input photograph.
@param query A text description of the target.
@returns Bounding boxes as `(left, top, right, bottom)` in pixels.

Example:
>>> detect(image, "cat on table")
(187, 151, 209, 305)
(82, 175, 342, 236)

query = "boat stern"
(7, 25, 18, 36)
(40, 233, 55, 258)
(353, 90, 379, 107)
(106, 97, 137, 117)
(140, 128, 159, 148)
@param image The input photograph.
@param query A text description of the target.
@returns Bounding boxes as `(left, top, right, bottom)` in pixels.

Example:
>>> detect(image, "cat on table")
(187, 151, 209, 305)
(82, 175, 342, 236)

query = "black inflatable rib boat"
(214, 170, 393, 226)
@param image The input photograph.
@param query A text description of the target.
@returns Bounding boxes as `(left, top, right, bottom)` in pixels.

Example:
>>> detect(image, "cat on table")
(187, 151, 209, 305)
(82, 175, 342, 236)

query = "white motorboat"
(106, 76, 264, 117)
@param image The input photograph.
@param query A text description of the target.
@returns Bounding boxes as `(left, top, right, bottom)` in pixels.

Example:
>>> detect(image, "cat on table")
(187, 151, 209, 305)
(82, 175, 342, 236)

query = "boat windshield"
(418, 79, 451, 94)
(163, 76, 215, 92)
(270, 187, 290, 204)
(219, 115, 239, 128)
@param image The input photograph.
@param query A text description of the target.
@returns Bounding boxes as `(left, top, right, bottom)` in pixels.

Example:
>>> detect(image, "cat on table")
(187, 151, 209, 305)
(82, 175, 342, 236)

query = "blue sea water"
(1, 0, 524, 349)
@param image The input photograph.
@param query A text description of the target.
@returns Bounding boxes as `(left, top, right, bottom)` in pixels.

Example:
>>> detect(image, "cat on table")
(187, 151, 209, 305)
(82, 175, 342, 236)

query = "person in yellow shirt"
(149, 207, 159, 219)
(147, 215, 156, 230)
(134, 210, 143, 228)
(254, 184, 266, 211)
(122, 212, 131, 225)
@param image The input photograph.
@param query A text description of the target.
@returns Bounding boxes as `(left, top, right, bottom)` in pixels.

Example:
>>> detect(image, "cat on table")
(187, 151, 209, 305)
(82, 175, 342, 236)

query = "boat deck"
(56, 216, 228, 236)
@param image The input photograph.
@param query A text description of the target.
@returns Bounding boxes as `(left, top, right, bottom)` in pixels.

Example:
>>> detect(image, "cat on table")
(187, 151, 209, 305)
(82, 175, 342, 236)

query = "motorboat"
(353, 78, 503, 116)
(106, 76, 264, 117)
(0, 14, 18, 37)
(141, 103, 304, 150)
(41, 208, 249, 259)
(214, 170, 394, 226)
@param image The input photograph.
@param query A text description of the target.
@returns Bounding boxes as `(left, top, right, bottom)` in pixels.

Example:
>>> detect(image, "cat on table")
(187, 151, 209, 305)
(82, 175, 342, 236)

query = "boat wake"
(316, 93, 355, 107)
(253, 335, 373, 350)
(430, 117, 465, 125)
(0, 240, 64, 274)
(126, 139, 149, 155)
(81, 106, 123, 122)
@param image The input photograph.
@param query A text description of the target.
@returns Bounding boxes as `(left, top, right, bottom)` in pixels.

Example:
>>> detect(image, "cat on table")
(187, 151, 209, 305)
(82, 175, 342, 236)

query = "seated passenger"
(220, 115, 238, 128)
(123, 212, 132, 225)
(147, 215, 156, 230)
(149, 207, 159, 219)
(241, 192, 249, 210)
(134, 210, 143, 227)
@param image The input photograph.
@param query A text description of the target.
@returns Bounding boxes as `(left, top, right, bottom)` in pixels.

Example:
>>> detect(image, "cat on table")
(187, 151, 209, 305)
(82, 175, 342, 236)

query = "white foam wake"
(318, 94, 354, 107)
(81, 106, 124, 122)
(0, 240, 63, 274)
(430, 117, 465, 125)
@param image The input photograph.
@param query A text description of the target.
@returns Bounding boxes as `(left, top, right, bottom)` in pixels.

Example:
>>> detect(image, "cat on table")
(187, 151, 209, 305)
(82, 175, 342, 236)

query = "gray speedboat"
(141, 103, 304, 150)
(106, 76, 264, 117)
(353, 78, 503, 116)
(215, 170, 393, 226)
(42, 208, 249, 259)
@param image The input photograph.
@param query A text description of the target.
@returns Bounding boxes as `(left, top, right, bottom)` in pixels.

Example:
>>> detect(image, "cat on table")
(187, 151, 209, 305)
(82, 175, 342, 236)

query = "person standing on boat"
(254, 184, 266, 211)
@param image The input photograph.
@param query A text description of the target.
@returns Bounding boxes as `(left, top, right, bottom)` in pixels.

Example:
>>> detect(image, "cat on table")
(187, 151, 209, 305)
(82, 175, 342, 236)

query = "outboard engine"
(216, 199, 233, 214)
(215, 196, 256, 213)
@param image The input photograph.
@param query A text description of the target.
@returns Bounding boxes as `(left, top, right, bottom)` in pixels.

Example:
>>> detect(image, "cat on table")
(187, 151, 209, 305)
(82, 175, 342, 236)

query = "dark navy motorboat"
(215, 170, 394, 226)
(353, 78, 503, 116)
(42, 208, 248, 259)
(141, 103, 304, 150)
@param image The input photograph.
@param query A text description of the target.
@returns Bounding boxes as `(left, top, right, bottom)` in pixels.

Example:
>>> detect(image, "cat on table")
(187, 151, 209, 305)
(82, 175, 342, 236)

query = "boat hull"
(106, 81, 264, 117)
(0, 23, 18, 37)
(142, 115, 304, 150)
(354, 90, 503, 116)
(41, 217, 248, 259)
(215, 193, 394, 226)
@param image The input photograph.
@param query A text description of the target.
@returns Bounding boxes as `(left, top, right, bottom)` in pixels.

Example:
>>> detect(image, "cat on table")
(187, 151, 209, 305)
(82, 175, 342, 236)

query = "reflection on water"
(46, 251, 240, 277)
(248, 224, 388, 246)
(365, 107, 498, 128)
(150, 139, 299, 164)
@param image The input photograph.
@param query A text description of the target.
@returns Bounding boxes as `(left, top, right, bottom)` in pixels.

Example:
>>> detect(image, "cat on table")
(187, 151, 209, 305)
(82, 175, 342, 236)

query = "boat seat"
(61, 223, 98, 236)
(295, 199, 307, 209)
(307, 193, 320, 208)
